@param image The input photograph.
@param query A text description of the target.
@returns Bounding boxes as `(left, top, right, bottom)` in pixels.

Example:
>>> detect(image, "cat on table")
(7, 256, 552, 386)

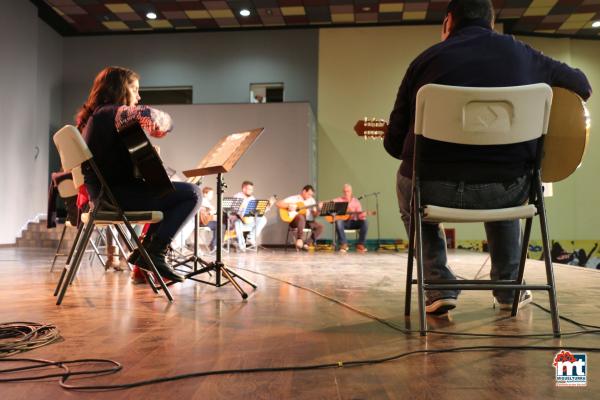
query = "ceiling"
(33, 0, 600, 39)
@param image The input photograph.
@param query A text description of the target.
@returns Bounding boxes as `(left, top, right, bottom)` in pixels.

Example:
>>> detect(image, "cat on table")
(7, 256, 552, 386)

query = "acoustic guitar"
(354, 87, 590, 183)
(324, 210, 377, 223)
(119, 122, 175, 197)
(199, 208, 214, 226)
(279, 202, 319, 223)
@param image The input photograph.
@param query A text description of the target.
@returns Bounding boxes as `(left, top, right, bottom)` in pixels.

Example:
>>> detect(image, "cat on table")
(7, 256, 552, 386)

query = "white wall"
(61, 29, 319, 126)
(155, 102, 316, 245)
(0, 0, 63, 244)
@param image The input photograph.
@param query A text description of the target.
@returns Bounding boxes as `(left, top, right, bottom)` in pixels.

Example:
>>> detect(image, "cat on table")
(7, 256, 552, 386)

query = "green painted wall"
(317, 25, 599, 242)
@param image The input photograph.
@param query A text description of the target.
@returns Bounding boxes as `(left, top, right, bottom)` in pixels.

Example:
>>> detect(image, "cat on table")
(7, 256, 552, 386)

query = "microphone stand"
(360, 192, 381, 251)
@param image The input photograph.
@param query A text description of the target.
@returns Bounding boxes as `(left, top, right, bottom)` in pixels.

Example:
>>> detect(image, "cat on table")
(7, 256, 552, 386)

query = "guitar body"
(279, 202, 312, 223)
(541, 87, 589, 182)
(199, 209, 213, 226)
(324, 210, 377, 223)
(324, 214, 352, 223)
(119, 122, 175, 197)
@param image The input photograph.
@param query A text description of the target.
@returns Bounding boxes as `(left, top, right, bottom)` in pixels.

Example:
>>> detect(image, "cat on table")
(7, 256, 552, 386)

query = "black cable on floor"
(0, 322, 61, 358)
(232, 265, 600, 338)
(1, 264, 599, 391)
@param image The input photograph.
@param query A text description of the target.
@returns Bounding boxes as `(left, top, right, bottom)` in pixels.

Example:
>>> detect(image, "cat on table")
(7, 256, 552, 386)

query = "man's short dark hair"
(242, 180, 254, 188)
(302, 185, 315, 193)
(446, 0, 494, 28)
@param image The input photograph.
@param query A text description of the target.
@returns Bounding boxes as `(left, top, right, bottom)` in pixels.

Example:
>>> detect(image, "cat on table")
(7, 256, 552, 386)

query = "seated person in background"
(333, 184, 368, 253)
(199, 186, 218, 251)
(231, 181, 268, 252)
(78, 66, 202, 283)
(277, 185, 323, 250)
(384, 0, 592, 314)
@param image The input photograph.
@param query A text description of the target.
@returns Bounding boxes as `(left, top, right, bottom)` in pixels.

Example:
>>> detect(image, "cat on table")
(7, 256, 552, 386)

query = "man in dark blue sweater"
(385, 0, 592, 314)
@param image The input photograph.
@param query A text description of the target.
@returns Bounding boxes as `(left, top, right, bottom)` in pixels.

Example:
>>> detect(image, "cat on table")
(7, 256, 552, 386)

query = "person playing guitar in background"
(230, 181, 269, 252)
(77, 66, 202, 283)
(199, 186, 219, 252)
(333, 184, 368, 253)
(277, 185, 323, 251)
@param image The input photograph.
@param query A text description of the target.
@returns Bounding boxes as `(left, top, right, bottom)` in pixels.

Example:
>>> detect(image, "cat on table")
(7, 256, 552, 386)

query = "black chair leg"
(65, 223, 84, 266)
(54, 223, 84, 296)
(50, 225, 68, 272)
(405, 218, 415, 316)
(536, 189, 560, 337)
(113, 224, 135, 271)
(56, 221, 95, 305)
(413, 194, 427, 336)
(511, 218, 533, 316)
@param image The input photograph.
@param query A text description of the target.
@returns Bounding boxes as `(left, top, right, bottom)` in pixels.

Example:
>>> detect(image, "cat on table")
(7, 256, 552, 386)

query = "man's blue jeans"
(396, 166, 531, 303)
(335, 219, 368, 244)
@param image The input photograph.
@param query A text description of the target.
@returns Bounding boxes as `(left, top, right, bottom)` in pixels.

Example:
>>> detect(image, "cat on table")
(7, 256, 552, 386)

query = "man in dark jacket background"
(385, 0, 592, 314)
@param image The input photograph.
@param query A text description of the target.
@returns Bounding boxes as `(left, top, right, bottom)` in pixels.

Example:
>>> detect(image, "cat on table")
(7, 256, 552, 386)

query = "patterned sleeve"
(115, 105, 173, 138)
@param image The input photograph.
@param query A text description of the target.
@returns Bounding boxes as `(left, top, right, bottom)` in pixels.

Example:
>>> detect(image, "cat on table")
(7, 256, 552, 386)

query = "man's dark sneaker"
(425, 297, 457, 315)
(494, 290, 533, 311)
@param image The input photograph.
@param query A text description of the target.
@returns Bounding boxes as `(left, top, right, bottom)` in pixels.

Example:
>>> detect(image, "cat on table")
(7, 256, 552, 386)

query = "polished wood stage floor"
(0, 247, 598, 399)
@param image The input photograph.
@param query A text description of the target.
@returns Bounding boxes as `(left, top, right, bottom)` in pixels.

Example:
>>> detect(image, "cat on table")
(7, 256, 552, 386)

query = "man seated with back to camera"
(384, 0, 592, 314)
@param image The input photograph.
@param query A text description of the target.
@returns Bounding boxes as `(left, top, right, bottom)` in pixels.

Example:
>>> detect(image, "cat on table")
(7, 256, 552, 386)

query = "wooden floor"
(0, 246, 598, 399)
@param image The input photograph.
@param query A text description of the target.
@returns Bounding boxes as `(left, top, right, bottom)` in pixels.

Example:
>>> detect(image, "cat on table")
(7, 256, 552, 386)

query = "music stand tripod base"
(183, 173, 256, 299)
(182, 128, 264, 299)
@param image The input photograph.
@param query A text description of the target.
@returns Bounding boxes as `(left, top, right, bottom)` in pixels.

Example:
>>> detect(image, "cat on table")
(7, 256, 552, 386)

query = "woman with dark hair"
(78, 66, 201, 282)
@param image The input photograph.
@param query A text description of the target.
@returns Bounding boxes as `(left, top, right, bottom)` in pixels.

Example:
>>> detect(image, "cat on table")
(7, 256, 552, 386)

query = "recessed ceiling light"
(362, 6, 371, 11)
(146, 12, 157, 20)
(592, 20, 600, 28)
(240, 9, 251, 17)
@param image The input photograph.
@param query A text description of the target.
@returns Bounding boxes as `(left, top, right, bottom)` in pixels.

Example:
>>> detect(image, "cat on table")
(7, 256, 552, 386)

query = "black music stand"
(182, 128, 264, 299)
(223, 197, 244, 252)
(320, 201, 348, 250)
(242, 199, 270, 252)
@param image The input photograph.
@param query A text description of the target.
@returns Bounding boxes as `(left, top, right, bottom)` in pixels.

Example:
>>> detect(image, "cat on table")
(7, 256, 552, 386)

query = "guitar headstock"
(354, 118, 388, 140)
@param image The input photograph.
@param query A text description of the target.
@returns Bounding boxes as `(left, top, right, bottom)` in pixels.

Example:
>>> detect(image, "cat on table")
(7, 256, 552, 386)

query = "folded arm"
(115, 105, 173, 138)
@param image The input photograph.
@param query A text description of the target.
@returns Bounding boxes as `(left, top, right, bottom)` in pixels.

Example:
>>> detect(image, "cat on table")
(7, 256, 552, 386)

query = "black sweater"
(384, 19, 592, 182)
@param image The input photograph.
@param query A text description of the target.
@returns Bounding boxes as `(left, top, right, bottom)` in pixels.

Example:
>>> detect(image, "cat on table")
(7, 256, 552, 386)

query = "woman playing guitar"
(77, 66, 202, 282)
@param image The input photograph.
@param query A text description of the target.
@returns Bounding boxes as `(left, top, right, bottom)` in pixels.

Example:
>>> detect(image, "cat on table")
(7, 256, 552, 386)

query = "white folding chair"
(404, 84, 561, 337)
(52, 125, 173, 304)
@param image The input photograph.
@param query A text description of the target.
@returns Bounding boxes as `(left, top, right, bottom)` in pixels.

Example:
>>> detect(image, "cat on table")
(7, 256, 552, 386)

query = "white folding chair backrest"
(57, 179, 78, 198)
(72, 166, 85, 189)
(53, 125, 93, 171)
(414, 84, 553, 145)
